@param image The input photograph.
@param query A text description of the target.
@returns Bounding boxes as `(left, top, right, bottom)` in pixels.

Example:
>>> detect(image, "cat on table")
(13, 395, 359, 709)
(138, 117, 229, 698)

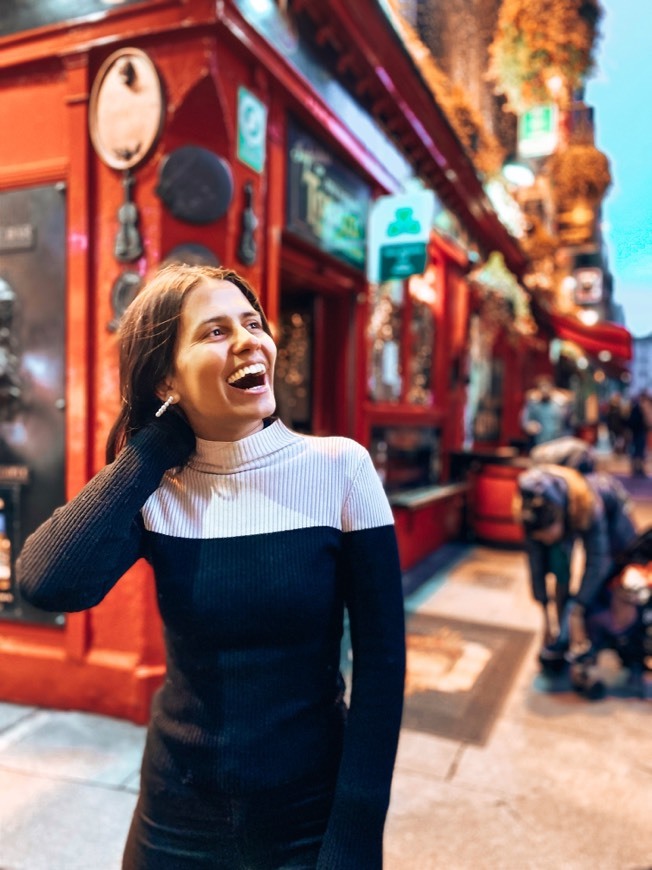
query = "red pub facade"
(0, 0, 526, 721)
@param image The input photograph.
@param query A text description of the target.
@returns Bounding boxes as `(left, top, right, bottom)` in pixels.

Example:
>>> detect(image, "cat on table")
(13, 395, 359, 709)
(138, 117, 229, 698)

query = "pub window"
(367, 280, 404, 403)
(406, 295, 435, 406)
(274, 302, 313, 433)
(368, 273, 437, 406)
(472, 358, 504, 442)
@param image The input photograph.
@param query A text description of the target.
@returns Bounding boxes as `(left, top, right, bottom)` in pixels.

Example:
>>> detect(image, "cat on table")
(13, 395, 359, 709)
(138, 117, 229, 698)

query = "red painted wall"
(0, 1, 493, 719)
(0, 9, 277, 723)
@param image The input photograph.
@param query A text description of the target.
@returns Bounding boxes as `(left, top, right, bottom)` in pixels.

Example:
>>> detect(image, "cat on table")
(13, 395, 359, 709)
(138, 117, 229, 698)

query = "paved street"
(1, 454, 651, 869)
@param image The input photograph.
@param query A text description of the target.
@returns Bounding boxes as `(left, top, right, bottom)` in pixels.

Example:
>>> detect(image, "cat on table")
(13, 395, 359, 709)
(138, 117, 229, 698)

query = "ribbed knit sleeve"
(16, 414, 196, 613)
(318, 456, 405, 869)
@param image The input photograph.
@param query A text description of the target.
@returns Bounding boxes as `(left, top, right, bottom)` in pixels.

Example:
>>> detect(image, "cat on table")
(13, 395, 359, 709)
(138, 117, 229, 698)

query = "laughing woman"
(16, 263, 406, 870)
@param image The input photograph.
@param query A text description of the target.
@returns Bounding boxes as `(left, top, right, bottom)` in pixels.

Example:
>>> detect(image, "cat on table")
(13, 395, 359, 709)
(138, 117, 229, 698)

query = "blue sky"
(585, 0, 652, 337)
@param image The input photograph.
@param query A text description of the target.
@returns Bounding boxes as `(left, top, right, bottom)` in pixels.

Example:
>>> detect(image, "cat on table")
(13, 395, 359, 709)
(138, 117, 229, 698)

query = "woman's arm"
(17, 413, 195, 613)
(318, 452, 406, 869)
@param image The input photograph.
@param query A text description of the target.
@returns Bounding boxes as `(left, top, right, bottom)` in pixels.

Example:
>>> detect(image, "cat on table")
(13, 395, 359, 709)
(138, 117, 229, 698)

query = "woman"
(16, 264, 406, 869)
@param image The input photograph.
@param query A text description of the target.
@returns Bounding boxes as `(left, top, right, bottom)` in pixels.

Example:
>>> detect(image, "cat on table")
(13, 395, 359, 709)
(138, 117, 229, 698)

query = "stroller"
(569, 527, 652, 699)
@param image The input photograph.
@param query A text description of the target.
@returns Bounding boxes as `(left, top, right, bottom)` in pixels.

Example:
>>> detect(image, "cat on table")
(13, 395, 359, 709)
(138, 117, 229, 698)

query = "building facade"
(0, 0, 527, 720)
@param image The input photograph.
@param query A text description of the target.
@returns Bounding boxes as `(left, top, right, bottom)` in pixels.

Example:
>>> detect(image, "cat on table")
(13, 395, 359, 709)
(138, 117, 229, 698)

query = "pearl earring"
(155, 395, 175, 418)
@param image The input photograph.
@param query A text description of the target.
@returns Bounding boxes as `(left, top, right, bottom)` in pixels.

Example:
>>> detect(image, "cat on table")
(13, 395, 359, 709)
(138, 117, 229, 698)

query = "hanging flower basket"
(488, 0, 602, 113)
(469, 252, 537, 339)
(520, 215, 558, 261)
(548, 143, 611, 204)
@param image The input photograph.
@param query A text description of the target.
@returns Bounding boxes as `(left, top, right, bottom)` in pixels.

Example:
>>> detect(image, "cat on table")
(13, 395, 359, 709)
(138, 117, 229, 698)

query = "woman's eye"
(208, 326, 224, 338)
(247, 320, 261, 330)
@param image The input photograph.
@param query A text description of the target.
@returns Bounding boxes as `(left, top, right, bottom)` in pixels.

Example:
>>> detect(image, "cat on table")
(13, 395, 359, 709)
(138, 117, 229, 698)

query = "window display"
(406, 298, 434, 405)
(367, 281, 404, 402)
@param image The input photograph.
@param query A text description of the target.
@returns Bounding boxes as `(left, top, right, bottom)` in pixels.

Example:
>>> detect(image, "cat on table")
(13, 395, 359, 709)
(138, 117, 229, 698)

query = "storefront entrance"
(274, 282, 355, 438)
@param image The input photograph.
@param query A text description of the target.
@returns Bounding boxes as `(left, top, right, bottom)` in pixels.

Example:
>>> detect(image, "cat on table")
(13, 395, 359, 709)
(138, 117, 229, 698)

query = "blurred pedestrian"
(570, 527, 652, 698)
(515, 464, 637, 664)
(16, 263, 406, 870)
(529, 435, 595, 473)
(605, 392, 627, 454)
(626, 393, 649, 477)
(521, 376, 573, 448)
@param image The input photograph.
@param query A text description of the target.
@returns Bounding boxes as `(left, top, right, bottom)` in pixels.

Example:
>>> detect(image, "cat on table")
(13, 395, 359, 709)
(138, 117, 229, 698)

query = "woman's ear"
(155, 378, 176, 403)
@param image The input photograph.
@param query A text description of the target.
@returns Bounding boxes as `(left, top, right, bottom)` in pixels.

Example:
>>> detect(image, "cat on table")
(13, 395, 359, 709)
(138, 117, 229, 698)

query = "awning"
(547, 311, 632, 364)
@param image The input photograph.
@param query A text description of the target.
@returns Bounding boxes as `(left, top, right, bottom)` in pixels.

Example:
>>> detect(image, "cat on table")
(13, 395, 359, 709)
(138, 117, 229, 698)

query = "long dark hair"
(106, 263, 272, 462)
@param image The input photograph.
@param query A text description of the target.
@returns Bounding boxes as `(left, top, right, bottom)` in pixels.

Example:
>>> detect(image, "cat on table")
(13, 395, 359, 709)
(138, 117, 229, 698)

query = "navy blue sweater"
(17, 417, 406, 868)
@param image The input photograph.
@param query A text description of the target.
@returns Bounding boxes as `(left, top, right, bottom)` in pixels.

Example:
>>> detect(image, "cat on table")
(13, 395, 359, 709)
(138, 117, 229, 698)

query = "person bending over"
(515, 465, 636, 664)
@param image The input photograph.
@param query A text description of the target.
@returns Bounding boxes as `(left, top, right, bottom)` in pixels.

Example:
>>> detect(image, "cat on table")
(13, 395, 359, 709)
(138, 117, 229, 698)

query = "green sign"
(387, 208, 421, 237)
(237, 87, 268, 173)
(367, 190, 435, 283)
(517, 104, 558, 158)
(379, 243, 427, 282)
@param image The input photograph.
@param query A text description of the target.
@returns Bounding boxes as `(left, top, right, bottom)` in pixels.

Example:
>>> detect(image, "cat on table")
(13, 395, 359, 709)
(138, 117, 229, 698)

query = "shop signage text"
(286, 120, 371, 269)
(0, 224, 35, 253)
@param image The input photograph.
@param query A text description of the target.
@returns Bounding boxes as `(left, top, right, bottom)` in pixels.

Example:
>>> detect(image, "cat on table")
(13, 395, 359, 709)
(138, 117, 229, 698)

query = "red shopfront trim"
(547, 310, 632, 365)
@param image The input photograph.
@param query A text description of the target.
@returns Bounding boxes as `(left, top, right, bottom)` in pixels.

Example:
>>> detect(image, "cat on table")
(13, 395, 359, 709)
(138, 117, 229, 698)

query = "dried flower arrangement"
(548, 143, 612, 204)
(384, 0, 505, 176)
(488, 0, 602, 113)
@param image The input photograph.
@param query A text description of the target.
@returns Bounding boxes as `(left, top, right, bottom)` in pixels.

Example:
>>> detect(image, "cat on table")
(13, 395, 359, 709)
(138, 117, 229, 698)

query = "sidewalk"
(1, 455, 651, 869)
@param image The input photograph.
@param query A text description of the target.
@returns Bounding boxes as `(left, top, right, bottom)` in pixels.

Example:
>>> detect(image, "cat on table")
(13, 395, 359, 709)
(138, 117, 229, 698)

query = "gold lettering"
(302, 166, 326, 234)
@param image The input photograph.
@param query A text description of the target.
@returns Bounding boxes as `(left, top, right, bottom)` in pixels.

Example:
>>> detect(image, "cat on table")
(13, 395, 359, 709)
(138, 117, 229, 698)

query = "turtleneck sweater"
(17, 417, 405, 869)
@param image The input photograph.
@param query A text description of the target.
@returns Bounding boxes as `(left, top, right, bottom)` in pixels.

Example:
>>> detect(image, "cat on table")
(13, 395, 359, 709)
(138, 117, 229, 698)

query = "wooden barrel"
(472, 462, 524, 545)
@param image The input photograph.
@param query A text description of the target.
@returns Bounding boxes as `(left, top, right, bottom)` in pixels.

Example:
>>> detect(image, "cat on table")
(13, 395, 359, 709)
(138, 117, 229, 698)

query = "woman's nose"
(232, 323, 261, 352)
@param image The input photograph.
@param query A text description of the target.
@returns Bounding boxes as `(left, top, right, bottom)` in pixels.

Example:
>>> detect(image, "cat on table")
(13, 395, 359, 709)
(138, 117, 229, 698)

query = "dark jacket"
(516, 466, 637, 609)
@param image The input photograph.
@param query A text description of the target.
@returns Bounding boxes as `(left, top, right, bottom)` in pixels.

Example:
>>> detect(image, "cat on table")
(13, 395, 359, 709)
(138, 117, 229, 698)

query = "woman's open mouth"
(227, 363, 267, 391)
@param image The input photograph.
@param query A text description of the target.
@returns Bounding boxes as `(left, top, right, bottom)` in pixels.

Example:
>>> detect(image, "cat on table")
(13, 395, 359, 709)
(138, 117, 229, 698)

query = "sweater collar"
(189, 419, 299, 473)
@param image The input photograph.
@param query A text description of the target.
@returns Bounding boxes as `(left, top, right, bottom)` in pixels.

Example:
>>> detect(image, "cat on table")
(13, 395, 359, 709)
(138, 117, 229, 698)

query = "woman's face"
(163, 279, 277, 441)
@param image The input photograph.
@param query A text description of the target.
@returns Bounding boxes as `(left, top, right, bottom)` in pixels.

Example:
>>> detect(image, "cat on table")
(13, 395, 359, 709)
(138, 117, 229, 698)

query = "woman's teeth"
(227, 363, 266, 389)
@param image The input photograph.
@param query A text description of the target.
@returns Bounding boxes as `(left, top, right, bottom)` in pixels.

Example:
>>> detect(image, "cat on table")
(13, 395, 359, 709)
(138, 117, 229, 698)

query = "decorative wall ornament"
(156, 146, 234, 224)
(89, 48, 165, 172)
(237, 182, 258, 266)
(107, 271, 142, 333)
(114, 170, 144, 263)
(162, 244, 220, 267)
(89, 48, 165, 266)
